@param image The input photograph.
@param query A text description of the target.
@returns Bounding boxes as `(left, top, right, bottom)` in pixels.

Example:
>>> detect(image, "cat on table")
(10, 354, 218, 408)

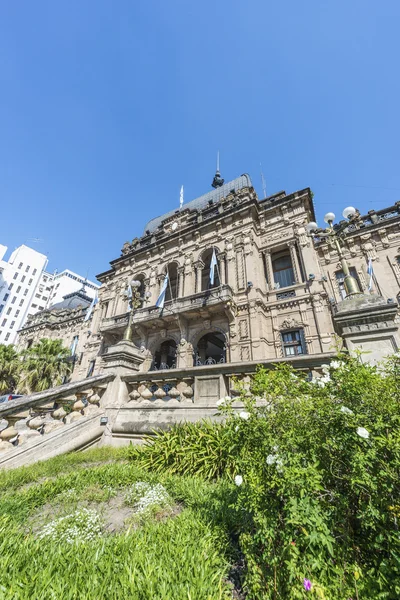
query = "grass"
(0, 447, 236, 600)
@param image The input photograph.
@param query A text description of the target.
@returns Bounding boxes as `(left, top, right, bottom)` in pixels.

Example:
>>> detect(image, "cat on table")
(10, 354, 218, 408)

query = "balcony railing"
(101, 285, 233, 332)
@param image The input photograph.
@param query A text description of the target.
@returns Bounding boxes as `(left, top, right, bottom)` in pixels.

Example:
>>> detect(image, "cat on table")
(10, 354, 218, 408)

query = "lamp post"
(307, 206, 363, 298)
(123, 280, 143, 342)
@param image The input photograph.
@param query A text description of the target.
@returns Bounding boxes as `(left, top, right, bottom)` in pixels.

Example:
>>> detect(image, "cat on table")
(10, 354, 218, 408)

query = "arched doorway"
(152, 339, 177, 370)
(201, 248, 221, 291)
(194, 332, 226, 366)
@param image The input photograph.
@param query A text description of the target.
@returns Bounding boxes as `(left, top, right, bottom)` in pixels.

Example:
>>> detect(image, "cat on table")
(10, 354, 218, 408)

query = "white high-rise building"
(44, 270, 99, 308)
(0, 244, 48, 345)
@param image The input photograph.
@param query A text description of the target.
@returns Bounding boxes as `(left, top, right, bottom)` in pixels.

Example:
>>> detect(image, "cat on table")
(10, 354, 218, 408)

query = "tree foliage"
(0, 344, 21, 394)
(19, 338, 72, 393)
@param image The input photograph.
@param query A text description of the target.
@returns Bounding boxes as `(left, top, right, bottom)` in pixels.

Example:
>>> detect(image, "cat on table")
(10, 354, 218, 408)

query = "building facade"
(44, 270, 99, 308)
(0, 244, 49, 345)
(17, 173, 400, 380)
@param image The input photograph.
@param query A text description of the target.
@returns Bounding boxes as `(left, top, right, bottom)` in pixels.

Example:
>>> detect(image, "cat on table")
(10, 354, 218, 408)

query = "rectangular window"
(3, 294, 9, 301)
(21, 276, 25, 282)
(18, 262, 23, 269)
(25, 265, 30, 272)
(31, 303, 37, 308)
(281, 330, 306, 356)
(33, 268, 37, 275)
(28, 278, 33, 285)
(1, 319, 6, 327)
(16, 286, 21, 293)
(87, 360, 96, 377)
(0, 305, 4, 314)
(19, 300, 24, 307)
(5, 333, 10, 341)
(15, 310, 20, 317)
(24, 289, 28, 296)
(10, 321, 15, 329)
(8, 283, 13, 290)
(6, 308, 11, 315)
(272, 251, 295, 289)
(11, 296, 16, 304)
(42, 296, 48, 301)
(13, 273, 18, 280)
(43, 275, 47, 281)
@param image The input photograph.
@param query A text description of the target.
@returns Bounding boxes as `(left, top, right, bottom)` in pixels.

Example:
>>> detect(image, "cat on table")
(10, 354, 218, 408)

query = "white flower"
(330, 360, 342, 370)
(216, 398, 225, 407)
(234, 475, 243, 486)
(224, 395, 231, 402)
(235, 425, 239, 432)
(340, 406, 354, 415)
(357, 427, 370, 439)
(266, 454, 277, 465)
(276, 458, 284, 473)
(239, 411, 250, 420)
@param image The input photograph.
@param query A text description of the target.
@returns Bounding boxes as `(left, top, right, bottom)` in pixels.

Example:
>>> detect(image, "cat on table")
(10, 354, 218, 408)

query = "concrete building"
(0, 244, 48, 345)
(44, 270, 99, 308)
(18, 171, 400, 381)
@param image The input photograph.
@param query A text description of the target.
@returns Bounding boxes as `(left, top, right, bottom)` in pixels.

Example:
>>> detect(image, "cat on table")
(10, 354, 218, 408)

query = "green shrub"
(129, 419, 239, 480)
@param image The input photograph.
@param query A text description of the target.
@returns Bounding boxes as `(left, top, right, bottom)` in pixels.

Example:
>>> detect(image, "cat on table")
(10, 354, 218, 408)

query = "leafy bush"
(132, 355, 400, 598)
(223, 357, 400, 599)
(130, 419, 239, 479)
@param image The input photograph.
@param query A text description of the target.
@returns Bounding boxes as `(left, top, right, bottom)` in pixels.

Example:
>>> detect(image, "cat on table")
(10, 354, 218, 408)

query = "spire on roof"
(211, 151, 224, 189)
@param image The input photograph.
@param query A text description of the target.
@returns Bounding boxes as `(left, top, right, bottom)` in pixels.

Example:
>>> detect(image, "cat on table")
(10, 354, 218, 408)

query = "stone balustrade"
(0, 374, 114, 455)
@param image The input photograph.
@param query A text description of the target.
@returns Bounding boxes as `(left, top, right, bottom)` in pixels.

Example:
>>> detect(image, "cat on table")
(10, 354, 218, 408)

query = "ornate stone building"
(18, 173, 400, 379)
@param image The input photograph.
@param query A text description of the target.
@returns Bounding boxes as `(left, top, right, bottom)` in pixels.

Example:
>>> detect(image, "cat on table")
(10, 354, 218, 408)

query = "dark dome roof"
(143, 174, 252, 234)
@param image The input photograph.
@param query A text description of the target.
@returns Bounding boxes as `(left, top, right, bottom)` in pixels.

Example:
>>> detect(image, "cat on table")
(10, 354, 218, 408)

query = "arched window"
(201, 248, 220, 291)
(164, 263, 179, 302)
(133, 274, 146, 299)
(152, 339, 177, 370)
(272, 250, 295, 289)
(194, 332, 226, 366)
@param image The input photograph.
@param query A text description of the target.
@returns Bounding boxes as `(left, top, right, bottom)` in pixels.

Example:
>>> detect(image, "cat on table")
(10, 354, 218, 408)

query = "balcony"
(100, 285, 234, 333)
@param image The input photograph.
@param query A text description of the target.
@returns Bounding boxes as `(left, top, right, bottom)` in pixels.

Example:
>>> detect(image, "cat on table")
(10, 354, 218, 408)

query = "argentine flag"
(84, 293, 98, 322)
(367, 258, 374, 291)
(209, 248, 218, 286)
(156, 273, 169, 308)
(126, 283, 133, 310)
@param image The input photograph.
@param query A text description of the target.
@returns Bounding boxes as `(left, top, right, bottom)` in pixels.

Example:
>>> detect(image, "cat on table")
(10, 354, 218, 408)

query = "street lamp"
(307, 207, 363, 298)
(123, 280, 143, 342)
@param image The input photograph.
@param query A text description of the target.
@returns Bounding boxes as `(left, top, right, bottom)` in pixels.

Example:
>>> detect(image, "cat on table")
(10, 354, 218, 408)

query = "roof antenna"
(260, 162, 267, 198)
(211, 151, 224, 188)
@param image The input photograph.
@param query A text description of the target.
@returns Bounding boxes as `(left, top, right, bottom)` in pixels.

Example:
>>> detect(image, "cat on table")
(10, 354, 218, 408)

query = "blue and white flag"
(156, 273, 169, 309)
(84, 294, 98, 322)
(209, 248, 217, 286)
(70, 335, 79, 356)
(367, 258, 374, 291)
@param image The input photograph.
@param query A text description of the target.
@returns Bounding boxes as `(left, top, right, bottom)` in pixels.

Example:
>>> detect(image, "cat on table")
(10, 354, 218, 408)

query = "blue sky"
(1, 1, 399, 281)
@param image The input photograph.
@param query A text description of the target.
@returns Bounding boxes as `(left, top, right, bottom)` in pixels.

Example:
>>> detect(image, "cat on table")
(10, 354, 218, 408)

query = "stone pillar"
(194, 261, 204, 294)
(333, 295, 400, 364)
(288, 241, 301, 283)
(219, 253, 227, 285)
(263, 249, 274, 291)
(178, 267, 185, 297)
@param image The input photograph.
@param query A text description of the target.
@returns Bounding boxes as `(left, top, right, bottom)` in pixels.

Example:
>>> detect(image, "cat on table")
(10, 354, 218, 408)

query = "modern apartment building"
(0, 244, 48, 345)
(44, 270, 99, 308)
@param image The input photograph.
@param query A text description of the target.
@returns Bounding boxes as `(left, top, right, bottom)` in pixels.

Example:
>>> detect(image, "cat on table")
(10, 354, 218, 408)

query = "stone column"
(178, 266, 185, 297)
(194, 261, 204, 294)
(263, 249, 274, 291)
(288, 241, 301, 283)
(219, 253, 227, 285)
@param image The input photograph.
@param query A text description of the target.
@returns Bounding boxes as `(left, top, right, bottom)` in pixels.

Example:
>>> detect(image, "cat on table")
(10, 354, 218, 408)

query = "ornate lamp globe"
(324, 212, 336, 224)
(306, 221, 318, 234)
(131, 280, 141, 288)
(342, 206, 356, 220)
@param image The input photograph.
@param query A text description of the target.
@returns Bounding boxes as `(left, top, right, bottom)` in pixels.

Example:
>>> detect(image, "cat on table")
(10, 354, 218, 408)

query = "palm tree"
(20, 338, 72, 393)
(0, 344, 21, 394)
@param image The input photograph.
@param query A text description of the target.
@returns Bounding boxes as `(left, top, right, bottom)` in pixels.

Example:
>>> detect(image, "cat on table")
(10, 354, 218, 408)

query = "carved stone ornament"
(278, 318, 303, 331)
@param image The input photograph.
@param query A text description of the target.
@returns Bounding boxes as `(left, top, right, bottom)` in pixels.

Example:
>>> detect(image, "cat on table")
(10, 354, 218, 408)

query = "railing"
(0, 373, 114, 454)
(100, 285, 234, 331)
(121, 353, 336, 405)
